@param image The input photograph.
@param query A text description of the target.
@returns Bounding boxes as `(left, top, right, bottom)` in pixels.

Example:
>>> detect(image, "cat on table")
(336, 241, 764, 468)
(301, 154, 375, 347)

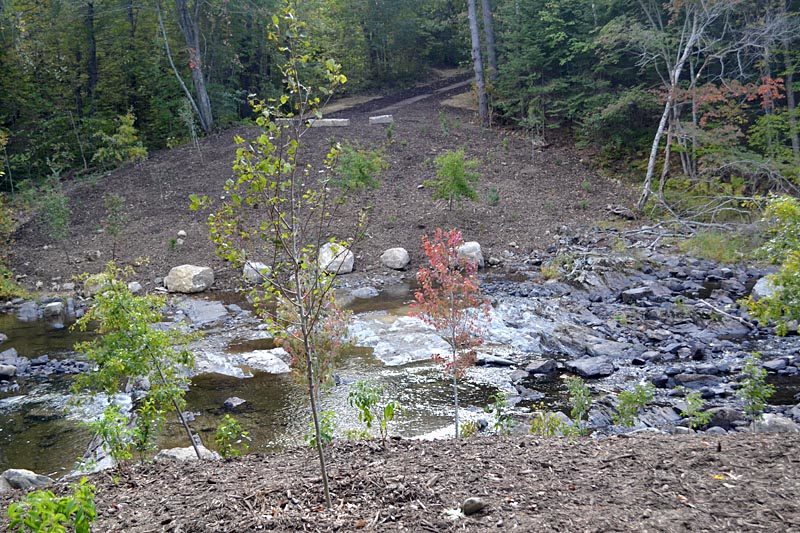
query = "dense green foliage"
(746, 196, 800, 335)
(73, 263, 197, 462)
(613, 383, 655, 427)
(426, 149, 480, 210)
(215, 414, 250, 458)
(346, 380, 399, 446)
(7, 477, 96, 533)
(565, 376, 591, 435)
(737, 354, 776, 426)
(680, 391, 712, 430)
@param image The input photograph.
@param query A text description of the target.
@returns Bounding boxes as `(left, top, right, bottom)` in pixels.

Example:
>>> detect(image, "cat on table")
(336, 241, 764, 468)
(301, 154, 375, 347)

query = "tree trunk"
(784, 39, 799, 162)
(480, 0, 498, 82)
(467, 0, 488, 126)
(156, 1, 207, 134)
(174, 0, 213, 133)
(638, 94, 673, 211)
(85, 1, 98, 113)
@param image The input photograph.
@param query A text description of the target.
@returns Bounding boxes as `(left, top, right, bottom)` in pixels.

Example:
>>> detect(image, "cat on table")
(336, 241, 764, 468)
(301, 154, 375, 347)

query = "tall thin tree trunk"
(156, 1, 207, 133)
(85, 1, 98, 113)
(784, 39, 799, 162)
(174, 0, 213, 133)
(638, 94, 674, 211)
(658, 122, 674, 203)
(467, 0, 488, 125)
(480, 0, 498, 82)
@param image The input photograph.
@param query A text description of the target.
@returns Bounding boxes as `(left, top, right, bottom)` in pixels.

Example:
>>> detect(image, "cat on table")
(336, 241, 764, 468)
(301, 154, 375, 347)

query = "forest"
(1, 0, 798, 209)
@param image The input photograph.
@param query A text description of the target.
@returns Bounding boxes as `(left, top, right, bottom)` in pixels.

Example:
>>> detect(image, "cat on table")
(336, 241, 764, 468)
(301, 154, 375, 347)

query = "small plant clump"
(484, 391, 514, 435)
(306, 410, 336, 448)
(565, 376, 591, 435)
(679, 390, 712, 429)
(333, 144, 386, 193)
(737, 354, 775, 429)
(486, 186, 500, 206)
(529, 406, 565, 437)
(92, 111, 147, 169)
(7, 477, 96, 533)
(459, 420, 479, 438)
(347, 380, 399, 447)
(426, 149, 480, 211)
(613, 383, 655, 427)
(215, 414, 250, 458)
(102, 193, 126, 260)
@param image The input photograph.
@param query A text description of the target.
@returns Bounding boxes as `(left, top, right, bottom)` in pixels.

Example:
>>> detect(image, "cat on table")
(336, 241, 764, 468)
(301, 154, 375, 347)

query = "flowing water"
(0, 286, 529, 477)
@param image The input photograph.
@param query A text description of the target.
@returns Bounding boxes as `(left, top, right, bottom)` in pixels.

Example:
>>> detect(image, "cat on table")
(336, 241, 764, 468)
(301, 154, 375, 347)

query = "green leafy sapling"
(306, 410, 336, 448)
(347, 380, 400, 447)
(565, 376, 592, 435)
(7, 477, 96, 533)
(215, 414, 250, 458)
(103, 193, 126, 260)
(40, 177, 72, 264)
(333, 144, 386, 193)
(679, 390, 712, 429)
(425, 149, 480, 210)
(73, 263, 200, 460)
(484, 391, 514, 435)
(613, 383, 655, 427)
(737, 354, 775, 430)
(92, 110, 147, 169)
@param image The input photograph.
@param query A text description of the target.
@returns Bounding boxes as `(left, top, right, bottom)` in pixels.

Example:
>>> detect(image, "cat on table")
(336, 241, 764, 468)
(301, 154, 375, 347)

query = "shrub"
(306, 410, 335, 448)
(529, 407, 565, 437)
(334, 144, 386, 193)
(679, 390, 712, 429)
(92, 111, 147, 169)
(7, 477, 96, 533)
(737, 354, 775, 428)
(613, 383, 655, 427)
(678, 231, 757, 264)
(425, 149, 480, 210)
(103, 193, 126, 260)
(215, 414, 250, 458)
(744, 195, 800, 335)
(39, 178, 72, 263)
(486, 186, 500, 206)
(484, 392, 514, 435)
(459, 420, 479, 438)
(565, 376, 591, 435)
(347, 381, 399, 446)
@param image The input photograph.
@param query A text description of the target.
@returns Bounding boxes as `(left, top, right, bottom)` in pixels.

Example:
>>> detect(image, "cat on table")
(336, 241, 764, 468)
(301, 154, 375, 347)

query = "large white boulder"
(243, 261, 270, 284)
(155, 445, 220, 462)
(164, 265, 214, 293)
(240, 348, 291, 374)
(458, 241, 484, 268)
(0, 469, 54, 492)
(318, 243, 354, 274)
(751, 276, 778, 301)
(380, 247, 410, 270)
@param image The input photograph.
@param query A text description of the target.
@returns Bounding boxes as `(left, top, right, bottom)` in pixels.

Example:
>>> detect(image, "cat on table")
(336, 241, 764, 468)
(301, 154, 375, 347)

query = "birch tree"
(467, 0, 489, 125)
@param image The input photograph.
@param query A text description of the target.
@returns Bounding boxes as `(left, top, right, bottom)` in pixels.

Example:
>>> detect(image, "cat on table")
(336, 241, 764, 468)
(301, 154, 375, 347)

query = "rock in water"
(380, 247, 410, 270)
(461, 497, 487, 516)
(318, 243, 354, 274)
(0, 364, 15, 379)
(42, 301, 64, 317)
(351, 286, 379, 299)
(178, 299, 228, 327)
(0, 469, 54, 491)
(223, 397, 247, 411)
(164, 265, 214, 293)
(243, 261, 270, 284)
(457, 242, 484, 268)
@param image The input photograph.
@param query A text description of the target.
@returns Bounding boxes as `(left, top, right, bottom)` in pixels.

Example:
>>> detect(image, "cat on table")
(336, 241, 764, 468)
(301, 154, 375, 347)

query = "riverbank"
(2, 433, 797, 532)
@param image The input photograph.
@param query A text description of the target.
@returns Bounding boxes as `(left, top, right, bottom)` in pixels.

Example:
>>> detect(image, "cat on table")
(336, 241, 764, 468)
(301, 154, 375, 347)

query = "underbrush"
(678, 230, 762, 264)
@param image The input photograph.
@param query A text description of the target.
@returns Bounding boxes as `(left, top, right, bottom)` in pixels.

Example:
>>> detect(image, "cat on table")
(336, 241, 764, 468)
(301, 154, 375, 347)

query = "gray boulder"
(16, 301, 40, 322)
(705, 407, 743, 430)
(0, 469, 53, 491)
(567, 356, 615, 378)
(164, 265, 214, 293)
(318, 243, 354, 274)
(243, 261, 270, 284)
(673, 373, 721, 390)
(0, 364, 15, 379)
(351, 286, 379, 299)
(0, 333, 6, 345)
(754, 413, 800, 433)
(525, 358, 557, 374)
(43, 301, 64, 317)
(457, 242, 484, 268)
(751, 276, 778, 301)
(178, 299, 228, 327)
(127, 281, 143, 294)
(763, 358, 787, 372)
(621, 286, 653, 303)
(223, 397, 247, 411)
(380, 248, 410, 270)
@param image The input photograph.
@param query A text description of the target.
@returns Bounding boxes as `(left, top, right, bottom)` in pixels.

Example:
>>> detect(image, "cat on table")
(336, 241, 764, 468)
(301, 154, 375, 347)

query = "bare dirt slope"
(3, 433, 796, 532)
(11, 77, 633, 291)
